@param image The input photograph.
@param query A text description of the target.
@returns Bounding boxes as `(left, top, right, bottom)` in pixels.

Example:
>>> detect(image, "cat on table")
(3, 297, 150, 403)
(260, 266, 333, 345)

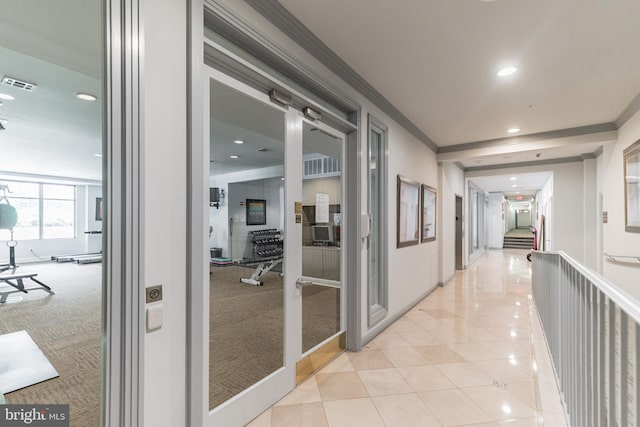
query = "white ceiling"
(1, 0, 638, 196)
(278, 0, 640, 146)
(469, 172, 552, 197)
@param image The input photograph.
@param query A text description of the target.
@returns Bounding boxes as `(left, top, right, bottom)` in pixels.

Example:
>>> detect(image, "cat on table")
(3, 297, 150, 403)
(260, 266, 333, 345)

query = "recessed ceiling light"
(233, 140, 245, 144)
(229, 155, 239, 159)
(76, 93, 97, 101)
(280, 177, 285, 181)
(507, 128, 520, 134)
(0, 93, 15, 100)
(510, 177, 517, 181)
(93, 153, 103, 157)
(512, 184, 518, 188)
(497, 66, 518, 77)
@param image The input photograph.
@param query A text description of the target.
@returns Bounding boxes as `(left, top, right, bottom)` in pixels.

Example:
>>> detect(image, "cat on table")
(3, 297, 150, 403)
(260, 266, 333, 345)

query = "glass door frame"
(296, 112, 350, 359)
(194, 64, 351, 427)
(197, 66, 296, 426)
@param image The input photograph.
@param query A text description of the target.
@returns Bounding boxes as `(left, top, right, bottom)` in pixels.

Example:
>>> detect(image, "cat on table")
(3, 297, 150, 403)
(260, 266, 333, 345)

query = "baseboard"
(437, 273, 455, 287)
(361, 284, 439, 347)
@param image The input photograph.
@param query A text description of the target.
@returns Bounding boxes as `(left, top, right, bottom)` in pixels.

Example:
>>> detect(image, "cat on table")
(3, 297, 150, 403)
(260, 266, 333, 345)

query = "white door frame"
(103, 0, 145, 425)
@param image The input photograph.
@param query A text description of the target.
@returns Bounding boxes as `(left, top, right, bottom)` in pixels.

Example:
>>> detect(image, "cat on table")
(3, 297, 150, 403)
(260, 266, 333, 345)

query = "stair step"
(503, 234, 534, 249)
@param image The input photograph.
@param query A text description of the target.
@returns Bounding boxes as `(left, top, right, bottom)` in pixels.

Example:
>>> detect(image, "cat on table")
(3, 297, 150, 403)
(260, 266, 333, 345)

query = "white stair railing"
(532, 251, 640, 427)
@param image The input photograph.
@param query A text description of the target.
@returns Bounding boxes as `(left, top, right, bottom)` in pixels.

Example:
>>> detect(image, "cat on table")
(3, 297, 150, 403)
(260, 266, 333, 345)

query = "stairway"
(503, 234, 534, 249)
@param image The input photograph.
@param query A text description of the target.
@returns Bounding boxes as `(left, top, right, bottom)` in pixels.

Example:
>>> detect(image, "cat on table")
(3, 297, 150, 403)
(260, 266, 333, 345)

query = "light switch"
(146, 304, 163, 332)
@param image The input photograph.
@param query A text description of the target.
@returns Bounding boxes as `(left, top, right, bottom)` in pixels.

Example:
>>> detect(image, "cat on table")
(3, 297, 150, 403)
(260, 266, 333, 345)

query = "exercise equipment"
(0, 185, 19, 272)
(0, 184, 52, 298)
(235, 255, 283, 286)
(235, 229, 284, 286)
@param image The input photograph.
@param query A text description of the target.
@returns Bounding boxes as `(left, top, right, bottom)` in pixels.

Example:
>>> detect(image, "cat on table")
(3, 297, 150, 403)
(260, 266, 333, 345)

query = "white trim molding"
(103, 0, 145, 425)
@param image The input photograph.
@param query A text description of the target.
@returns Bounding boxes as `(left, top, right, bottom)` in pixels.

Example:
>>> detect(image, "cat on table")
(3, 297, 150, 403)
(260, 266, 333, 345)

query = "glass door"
(203, 68, 348, 426)
(205, 70, 294, 426)
(295, 119, 346, 383)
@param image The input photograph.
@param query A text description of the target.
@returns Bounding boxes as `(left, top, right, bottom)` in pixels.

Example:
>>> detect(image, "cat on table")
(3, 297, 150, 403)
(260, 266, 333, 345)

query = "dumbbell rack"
(248, 229, 283, 259)
(236, 229, 283, 286)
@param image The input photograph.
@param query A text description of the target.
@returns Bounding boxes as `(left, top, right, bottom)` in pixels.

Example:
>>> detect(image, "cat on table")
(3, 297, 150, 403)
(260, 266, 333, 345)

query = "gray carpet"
(209, 264, 339, 409)
(0, 261, 340, 420)
(0, 262, 102, 427)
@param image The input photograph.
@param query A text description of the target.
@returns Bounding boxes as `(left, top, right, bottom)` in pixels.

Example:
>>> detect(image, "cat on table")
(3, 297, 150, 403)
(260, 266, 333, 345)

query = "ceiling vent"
(1, 77, 37, 92)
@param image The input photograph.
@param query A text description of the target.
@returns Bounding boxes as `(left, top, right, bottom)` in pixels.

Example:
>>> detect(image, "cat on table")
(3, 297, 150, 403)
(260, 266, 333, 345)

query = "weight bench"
(235, 256, 283, 286)
(0, 272, 53, 303)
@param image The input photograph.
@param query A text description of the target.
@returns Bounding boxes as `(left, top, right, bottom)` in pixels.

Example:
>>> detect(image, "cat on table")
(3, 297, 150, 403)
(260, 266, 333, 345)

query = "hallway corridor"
(248, 250, 568, 427)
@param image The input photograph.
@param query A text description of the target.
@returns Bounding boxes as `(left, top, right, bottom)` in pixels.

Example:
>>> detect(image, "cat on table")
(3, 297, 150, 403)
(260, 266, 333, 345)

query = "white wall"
(583, 158, 598, 270)
(487, 192, 504, 248)
(143, 1, 186, 426)
(438, 162, 464, 284)
(210, 165, 284, 257)
(468, 162, 585, 261)
(228, 179, 283, 259)
(507, 201, 516, 231)
(600, 110, 640, 292)
(536, 174, 554, 250)
(384, 125, 439, 332)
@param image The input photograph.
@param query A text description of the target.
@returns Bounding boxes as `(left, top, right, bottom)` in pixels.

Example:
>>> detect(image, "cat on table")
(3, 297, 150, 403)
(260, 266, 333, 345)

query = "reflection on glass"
(209, 80, 285, 409)
(301, 122, 342, 353)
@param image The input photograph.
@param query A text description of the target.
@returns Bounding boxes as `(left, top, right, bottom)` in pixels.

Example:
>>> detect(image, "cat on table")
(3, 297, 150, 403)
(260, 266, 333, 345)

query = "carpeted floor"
(0, 262, 102, 427)
(209, 264, 339, 409)
(0, 261, 341, 419)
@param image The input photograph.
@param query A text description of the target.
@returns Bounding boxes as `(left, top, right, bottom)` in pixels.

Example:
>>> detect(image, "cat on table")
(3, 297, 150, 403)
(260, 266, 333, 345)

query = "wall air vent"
(1, 77, 37, 92)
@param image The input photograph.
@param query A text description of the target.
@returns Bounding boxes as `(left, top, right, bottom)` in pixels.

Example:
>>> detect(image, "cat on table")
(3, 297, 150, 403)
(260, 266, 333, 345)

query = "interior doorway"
(200, 69, 350, 426)
(455, 195, 463, 270)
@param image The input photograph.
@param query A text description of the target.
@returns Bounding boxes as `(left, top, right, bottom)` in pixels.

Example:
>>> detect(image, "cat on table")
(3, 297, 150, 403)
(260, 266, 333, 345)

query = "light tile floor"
(247, 250, 568, 427)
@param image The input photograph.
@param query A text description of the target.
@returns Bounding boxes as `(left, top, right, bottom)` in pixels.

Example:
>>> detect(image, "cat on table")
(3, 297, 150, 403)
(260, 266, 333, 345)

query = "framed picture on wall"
(397, 175, 420, 248)
(624, 139, 640, 232)
(246, 199, 267, 225)
(421, 185, 437, 242)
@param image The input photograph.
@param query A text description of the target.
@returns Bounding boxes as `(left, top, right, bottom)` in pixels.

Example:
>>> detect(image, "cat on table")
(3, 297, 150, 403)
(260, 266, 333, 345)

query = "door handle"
(295, 277, 313, 290)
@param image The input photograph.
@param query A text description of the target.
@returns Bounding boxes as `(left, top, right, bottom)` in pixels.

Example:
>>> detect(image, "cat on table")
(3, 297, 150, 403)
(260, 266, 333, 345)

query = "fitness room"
(0, 3, 105, 424)
(205, 76, 348, 413)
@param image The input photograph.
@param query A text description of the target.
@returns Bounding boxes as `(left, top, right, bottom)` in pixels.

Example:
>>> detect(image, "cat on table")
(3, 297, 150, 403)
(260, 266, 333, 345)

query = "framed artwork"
(624, 139, 640, 232)
(246, 199, 267, 225)
(421, 185, 437, 242)
(397, 175, 420, 248)
(95, 197, 103, 221)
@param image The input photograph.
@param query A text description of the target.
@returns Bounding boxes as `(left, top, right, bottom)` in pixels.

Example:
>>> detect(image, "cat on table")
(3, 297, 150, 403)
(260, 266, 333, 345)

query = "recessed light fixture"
(510, 177, 517, 181)
(512, 184, 518, 188)
(507, 128, 520, 134)
(233, 140, 245, 144)
(93, 153, 103, 157)
(229, 155, 239, 159)
(280, 177, 285, 181)
(0, 93, 15, 100)
(516, 191, 520, 194)
(497, 66, 518, 77)
(76, 93, 97, 101)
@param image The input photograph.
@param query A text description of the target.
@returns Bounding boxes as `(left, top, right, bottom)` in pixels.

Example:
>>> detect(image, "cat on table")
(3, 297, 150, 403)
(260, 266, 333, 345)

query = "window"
(0, 180, 76, 240)
(367, 115, 388, 326)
